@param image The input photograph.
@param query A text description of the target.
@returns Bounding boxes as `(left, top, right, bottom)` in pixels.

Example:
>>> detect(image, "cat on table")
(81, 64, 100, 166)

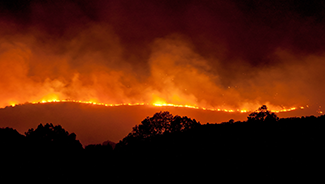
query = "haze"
(0, 0, 324, 126)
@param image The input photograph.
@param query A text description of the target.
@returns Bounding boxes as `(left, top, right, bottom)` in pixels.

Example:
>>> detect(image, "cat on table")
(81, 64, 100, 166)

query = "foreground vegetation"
(1, 106, 324, 183)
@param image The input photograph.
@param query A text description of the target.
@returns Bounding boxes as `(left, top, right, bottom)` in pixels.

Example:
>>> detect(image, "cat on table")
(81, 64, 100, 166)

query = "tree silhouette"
(85, 143, 113, 154)
(23, 123, 84, 182)
(0, 127, 25, 146)
(119, 111, 200, 146)
(0, 127, 26, 160)
(247, 105, 279, 122)
(25, 123, 82, 152)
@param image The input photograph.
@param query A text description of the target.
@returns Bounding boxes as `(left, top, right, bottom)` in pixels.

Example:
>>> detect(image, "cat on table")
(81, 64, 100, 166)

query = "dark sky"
(0, 0, 325, 112)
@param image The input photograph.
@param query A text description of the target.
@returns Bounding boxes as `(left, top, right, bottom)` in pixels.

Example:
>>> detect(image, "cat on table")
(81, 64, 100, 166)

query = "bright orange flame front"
(7, 97, 307, 114)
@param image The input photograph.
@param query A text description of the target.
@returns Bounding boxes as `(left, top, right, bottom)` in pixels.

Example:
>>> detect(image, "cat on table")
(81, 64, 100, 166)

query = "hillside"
(0, 102, 317, 145)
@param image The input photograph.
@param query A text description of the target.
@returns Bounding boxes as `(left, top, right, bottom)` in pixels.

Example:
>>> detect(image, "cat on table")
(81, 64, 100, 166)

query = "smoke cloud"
(0, 0, 325, 111)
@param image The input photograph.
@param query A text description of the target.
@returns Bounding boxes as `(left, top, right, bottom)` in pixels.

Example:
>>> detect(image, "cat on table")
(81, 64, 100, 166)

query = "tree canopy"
(25, 123, 82, 151)
(119, 111, 200, 146)
(247, 105, 279, 122)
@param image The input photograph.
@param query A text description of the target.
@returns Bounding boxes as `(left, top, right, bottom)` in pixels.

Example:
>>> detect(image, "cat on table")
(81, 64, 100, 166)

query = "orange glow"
(0, 36, 315, 116)
(0, 1, 324, 128)
(6, 98, 308, 114)
(0, 35, 320, 115)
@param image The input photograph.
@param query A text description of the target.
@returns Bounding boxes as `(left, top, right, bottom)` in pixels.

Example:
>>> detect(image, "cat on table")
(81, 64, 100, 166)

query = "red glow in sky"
(0, 0, 325, 141)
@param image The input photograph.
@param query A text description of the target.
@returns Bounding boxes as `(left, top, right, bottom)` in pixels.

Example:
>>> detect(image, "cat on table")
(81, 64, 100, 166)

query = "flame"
(0, 34, 320, 116)
(3, 92, 309, 114)
(8, 98, 307, 114)
(9, 102, 17, 107)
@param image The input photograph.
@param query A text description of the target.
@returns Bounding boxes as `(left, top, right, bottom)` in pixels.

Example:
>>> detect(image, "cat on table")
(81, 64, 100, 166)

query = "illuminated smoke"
(0, 0, 324, 112)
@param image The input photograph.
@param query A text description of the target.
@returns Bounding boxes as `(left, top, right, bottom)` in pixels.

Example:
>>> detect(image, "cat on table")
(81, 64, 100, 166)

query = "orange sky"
(0, 0, 324, 130)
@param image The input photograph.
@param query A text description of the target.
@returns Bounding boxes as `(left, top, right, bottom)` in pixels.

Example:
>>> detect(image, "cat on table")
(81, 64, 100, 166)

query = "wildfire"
(4, 99, 308, 114)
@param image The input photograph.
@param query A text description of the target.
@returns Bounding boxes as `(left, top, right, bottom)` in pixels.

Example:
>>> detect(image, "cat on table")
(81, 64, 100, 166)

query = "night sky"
(1, 0, 325, 111)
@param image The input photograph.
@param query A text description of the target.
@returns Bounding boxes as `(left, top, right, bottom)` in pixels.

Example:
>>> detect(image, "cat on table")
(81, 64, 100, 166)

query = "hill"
(0, 102, 318, 145)
(0, 102, 247, 145)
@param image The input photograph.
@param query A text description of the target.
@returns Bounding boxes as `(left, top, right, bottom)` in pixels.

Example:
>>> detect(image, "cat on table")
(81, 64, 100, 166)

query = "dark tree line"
(1, 106, 325, 183)
(118, 111, 200, 147)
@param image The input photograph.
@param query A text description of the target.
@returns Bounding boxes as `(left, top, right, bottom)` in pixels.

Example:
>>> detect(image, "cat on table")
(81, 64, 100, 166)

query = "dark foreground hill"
(1, 107, 325, 183)
(112, 114, 325, 183)
(0, 102, 251, 145)
(0, 102, 317, 146)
